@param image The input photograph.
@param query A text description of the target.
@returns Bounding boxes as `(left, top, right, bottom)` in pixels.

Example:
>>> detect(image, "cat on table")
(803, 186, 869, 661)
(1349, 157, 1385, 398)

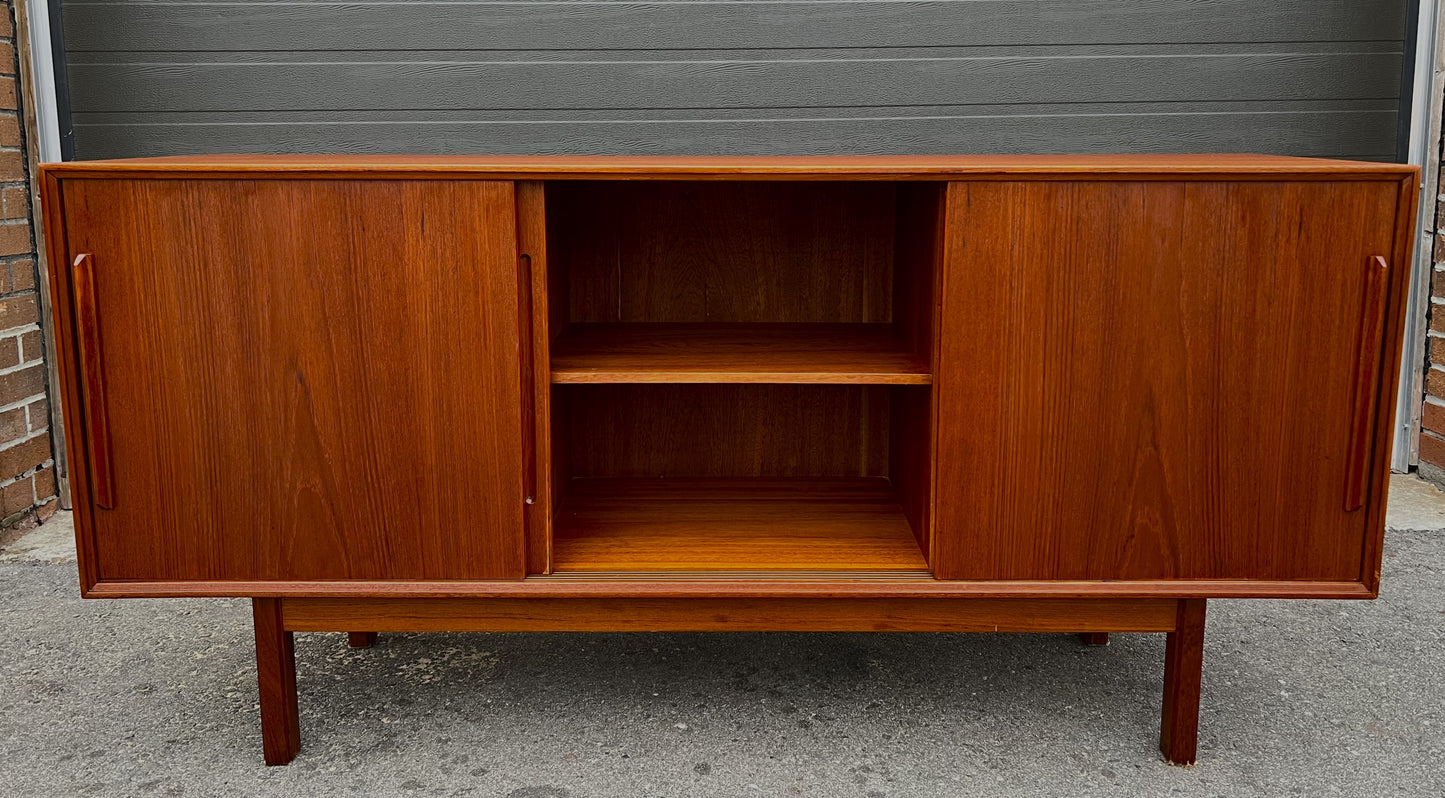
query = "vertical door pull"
(1344, 255, 1390, 512)
(71, 253, 115, 509)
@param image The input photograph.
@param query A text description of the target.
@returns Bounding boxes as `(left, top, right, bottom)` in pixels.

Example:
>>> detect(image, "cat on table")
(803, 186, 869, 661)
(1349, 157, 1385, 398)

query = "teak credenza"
(39, 155, 1418, 766)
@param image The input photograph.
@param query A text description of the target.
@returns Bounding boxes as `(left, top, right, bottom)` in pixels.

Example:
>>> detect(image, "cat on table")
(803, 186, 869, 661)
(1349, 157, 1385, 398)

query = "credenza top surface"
(42, 153, 1417, 180)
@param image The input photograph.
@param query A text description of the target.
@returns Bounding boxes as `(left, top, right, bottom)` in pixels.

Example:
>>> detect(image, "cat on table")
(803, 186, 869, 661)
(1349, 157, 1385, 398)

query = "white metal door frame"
(1394, 0, 1445, 471)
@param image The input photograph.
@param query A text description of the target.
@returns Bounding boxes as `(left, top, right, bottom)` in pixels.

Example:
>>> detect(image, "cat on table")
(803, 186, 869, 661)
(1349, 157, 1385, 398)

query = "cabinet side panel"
(889, 184, 944, 557)
(62, 178, 526, 582)
(936, 179, 1392, 582)
(1359, 175, 1417, 594)
(41, 174, 102, 592)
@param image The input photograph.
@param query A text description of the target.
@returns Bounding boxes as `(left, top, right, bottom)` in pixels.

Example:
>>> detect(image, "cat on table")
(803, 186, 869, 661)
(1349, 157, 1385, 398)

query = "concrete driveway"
(1, 476, 1442, 797)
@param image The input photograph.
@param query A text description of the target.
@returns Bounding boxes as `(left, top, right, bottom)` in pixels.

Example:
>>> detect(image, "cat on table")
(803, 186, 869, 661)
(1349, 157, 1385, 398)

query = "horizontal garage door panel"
(61, 0, 1409, 159)
(74, 104, 1399, 160)
(64, 1, 1405, 51)
(68, 46, 1402, 113)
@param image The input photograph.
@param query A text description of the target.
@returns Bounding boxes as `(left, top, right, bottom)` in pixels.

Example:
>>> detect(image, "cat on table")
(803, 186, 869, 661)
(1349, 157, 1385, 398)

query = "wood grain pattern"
(85, 577, 1374, 601)
(1345, 256, 1391, 512)
(550, 323, 930, 385)
(252, 598, 300, 766)
(890, 183, 945, 559)
(935, 179, 1401, 582)
(39, 169, 102, 592)
(551, 181, 895, 324)
(43, 157, 1416, 601)
(281, 596, 1180, 634)
(552, 477, 927, 573)
(60, 178, 528, 581)
(1359, 176, 1421, 595)
(517, 180, 553, 575)
(44, 154, 1417, 180)
(890, 386, 936, 559)
(561, 384, 890, 479)
(67, 252, 114, 509)
(1161, 598, 1207, 765)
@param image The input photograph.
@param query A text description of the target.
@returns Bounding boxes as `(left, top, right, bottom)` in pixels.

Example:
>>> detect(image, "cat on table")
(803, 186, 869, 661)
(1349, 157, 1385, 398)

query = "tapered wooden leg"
(347, 632, 378, 648)
(1161, 598, 1207, 765)
(1079, 632, 1110, 646)
(253, 598, 300, 766)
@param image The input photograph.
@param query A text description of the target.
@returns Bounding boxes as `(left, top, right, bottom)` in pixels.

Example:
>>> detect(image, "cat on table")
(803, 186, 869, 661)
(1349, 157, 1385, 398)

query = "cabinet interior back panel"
(557, 385, 892, 480)
(61, 1, 1407, 159)
(548, 182, 898, 324)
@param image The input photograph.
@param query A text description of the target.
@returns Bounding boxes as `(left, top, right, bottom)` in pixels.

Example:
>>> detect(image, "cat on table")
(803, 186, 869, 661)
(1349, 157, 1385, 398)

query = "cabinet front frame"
(40, 162, 1415, 601)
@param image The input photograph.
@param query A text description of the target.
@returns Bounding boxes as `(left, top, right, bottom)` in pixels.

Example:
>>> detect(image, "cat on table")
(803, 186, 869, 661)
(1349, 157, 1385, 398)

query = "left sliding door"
(53, 178, 528, 585)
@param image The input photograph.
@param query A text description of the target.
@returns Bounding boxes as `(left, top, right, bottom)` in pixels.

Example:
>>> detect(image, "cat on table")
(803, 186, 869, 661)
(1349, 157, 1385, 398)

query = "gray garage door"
(61, 0, 1409, 160)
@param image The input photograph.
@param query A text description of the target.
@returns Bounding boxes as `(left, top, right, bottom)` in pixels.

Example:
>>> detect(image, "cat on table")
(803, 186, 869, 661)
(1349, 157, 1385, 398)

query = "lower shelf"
(551, 477, 929, 574)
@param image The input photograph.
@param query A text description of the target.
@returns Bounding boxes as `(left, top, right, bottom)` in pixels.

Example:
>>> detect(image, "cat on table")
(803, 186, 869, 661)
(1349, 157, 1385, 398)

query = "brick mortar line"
(0, 459, 54, 492)
(0, 392, 45, 416)
(0, 356, 42, 376)
(0, 324, 41, 341)
(0, 428, 49, 452)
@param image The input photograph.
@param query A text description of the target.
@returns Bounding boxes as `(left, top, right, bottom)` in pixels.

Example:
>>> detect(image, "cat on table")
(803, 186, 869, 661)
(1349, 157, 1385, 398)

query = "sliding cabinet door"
(58, 178, 527, 584)
(935, 179, 1405, 585)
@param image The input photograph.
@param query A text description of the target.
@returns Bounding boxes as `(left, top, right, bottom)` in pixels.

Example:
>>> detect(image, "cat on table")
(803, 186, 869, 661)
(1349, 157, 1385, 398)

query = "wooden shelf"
(549, 323, 931, 384)
(552, 477, 929, 574)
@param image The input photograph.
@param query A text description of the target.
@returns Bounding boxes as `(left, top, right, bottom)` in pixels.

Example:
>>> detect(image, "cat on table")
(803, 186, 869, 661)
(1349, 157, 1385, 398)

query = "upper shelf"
(550, 323, 931, 385)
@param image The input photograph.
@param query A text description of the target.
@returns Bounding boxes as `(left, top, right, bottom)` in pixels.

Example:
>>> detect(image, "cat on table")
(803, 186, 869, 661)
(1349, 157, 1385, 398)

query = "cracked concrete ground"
(1, 476, 1442, 797)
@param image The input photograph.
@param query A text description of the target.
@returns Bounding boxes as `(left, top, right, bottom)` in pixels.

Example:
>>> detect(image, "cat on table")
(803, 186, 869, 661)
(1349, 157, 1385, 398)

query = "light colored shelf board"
(553, 477, 929, 573)
(549, 323, 931, 385)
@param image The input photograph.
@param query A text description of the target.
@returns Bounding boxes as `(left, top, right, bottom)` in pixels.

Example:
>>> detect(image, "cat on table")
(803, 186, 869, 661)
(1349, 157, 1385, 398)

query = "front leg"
(253, 598, 300, 765)
(1160, 598, 1207, 765)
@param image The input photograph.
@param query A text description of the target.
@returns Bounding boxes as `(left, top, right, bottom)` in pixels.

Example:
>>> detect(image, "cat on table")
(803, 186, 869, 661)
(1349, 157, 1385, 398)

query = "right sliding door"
(935, 178, 1405, 584)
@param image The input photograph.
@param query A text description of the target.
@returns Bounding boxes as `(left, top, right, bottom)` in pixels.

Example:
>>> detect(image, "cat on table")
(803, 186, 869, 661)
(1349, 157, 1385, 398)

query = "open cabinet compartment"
(537, 180, 944, 575)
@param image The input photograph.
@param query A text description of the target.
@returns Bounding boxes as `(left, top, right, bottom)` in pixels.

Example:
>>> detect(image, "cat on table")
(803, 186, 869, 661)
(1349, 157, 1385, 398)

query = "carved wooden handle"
(1344, 255, 1390, 512)
(71, 253, 115, 509)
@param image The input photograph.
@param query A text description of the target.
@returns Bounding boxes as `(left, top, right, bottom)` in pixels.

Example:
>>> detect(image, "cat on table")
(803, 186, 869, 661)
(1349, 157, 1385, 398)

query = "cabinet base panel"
(253, 596, 1206, 767)
(281, 596, 1176, 632)
(88, 578, 1371, 600)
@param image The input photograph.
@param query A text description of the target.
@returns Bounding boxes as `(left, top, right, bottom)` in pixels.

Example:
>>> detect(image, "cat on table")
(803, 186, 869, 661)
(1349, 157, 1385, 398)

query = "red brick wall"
(1421, 171, 1445, 475)
(0, 2, 56, 528)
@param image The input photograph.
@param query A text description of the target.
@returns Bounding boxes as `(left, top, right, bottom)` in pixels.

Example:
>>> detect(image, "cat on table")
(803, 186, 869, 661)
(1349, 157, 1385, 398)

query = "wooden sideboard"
(39, 154, 1418, 766)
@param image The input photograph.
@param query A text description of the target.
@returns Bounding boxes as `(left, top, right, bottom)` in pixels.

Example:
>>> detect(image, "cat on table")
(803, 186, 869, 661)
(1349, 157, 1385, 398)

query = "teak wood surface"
(552, 477, 928, 573)
(935, 178, 1410, 587)
(280, 596, 1180, 633)
(50, 178, 529, 583)
(549, 323, 930, 384)
(44, 155, 1399, 769)
(39, 155, 1416, 601)
(43, 153, 1415, 180)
